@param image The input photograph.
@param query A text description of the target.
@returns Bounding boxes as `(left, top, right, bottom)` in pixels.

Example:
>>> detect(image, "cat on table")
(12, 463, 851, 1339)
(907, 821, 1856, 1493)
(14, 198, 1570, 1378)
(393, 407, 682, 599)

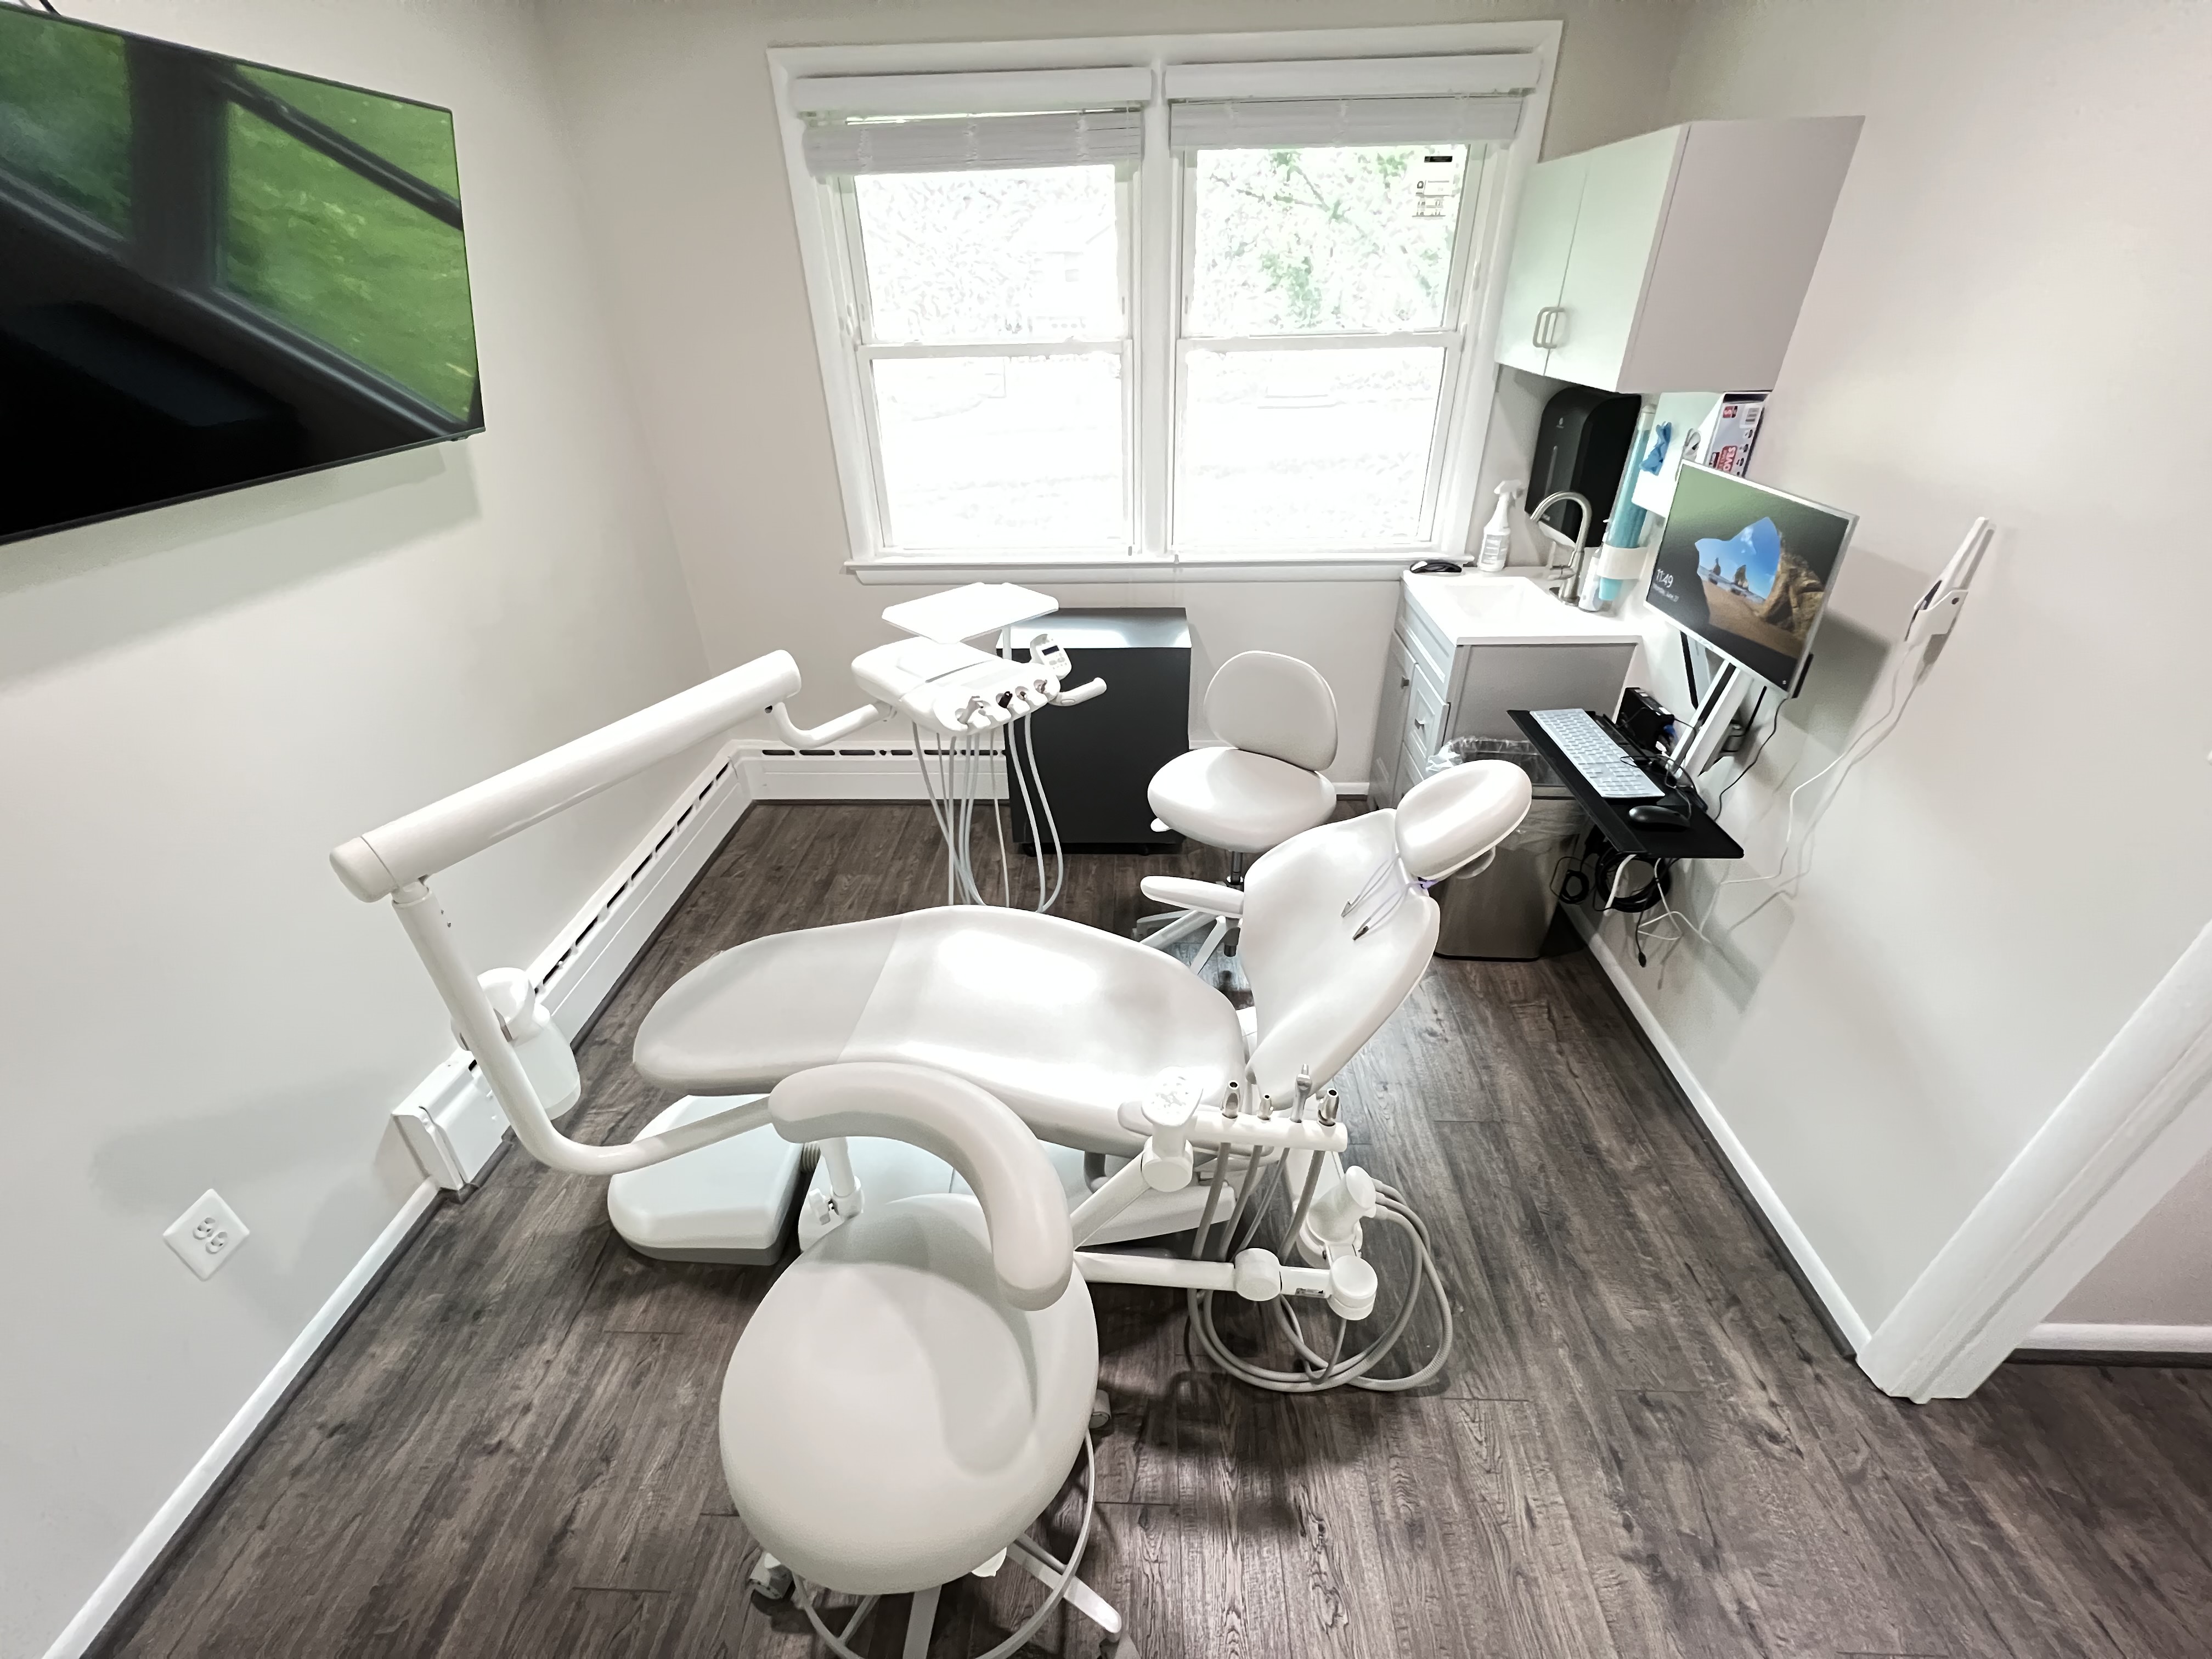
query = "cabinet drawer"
(1397, 604, 1454, 690)
(1399, 738, 1435, 802)
(1406, 660, 1449, 760)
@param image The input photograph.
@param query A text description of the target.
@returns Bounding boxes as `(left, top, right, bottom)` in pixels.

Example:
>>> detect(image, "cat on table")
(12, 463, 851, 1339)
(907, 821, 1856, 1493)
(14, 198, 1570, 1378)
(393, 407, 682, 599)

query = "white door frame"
(1859, 915, 2212, 1400)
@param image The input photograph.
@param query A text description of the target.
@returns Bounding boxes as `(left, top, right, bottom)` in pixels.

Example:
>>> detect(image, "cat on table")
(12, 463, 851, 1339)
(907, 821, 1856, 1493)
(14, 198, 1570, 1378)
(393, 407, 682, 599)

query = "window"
(851, 163, 1128, 549)
(775, 32, 1553, 569)
(1177, 143, 1471, 548)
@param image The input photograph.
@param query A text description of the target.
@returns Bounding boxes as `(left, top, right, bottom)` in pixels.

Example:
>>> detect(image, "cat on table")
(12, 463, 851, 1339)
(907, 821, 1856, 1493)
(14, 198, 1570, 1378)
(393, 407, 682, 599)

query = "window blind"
(1167, 94, 1522, 150)
(800, 110, 1144, 176)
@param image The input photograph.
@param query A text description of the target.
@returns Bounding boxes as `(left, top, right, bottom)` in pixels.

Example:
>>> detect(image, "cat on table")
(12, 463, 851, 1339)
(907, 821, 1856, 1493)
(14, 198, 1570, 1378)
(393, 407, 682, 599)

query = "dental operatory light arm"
(331, 651, 817, 1178)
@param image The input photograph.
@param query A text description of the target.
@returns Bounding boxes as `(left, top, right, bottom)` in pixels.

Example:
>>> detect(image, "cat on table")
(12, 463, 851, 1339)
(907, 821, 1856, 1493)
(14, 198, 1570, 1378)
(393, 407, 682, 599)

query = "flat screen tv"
(0, 10, 481, 545)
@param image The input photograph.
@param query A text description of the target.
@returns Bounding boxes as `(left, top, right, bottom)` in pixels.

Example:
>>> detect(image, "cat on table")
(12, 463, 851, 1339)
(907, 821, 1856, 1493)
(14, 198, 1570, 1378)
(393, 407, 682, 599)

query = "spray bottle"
(1475, 481, 1522, 573)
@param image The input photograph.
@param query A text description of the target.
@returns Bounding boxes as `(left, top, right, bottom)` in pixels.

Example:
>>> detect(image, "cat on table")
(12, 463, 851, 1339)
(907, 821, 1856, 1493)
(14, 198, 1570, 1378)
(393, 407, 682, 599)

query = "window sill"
(845, 552, 1426, 585)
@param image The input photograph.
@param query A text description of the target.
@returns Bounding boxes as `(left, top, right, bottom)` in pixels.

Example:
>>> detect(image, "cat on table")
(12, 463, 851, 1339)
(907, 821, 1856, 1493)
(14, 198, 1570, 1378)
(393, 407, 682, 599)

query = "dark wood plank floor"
(100, 803, 2212, 1659)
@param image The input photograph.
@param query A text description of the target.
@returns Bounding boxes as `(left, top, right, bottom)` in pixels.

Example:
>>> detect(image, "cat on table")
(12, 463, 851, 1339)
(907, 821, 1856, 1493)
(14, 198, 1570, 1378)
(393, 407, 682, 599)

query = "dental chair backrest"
(1204, 650, 1339, 771)
(1238, 760, 1532, 1109)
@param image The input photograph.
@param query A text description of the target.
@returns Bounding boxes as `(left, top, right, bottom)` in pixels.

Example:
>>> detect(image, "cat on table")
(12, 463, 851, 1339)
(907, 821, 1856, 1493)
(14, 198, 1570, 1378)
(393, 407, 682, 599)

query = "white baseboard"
(736, 737, 996, 802)
(2016, 1322, 2212, 1355)
(1573, 912, 1873, 1353)
(42, 1180, 442, 1659)
(531, 740, 754, 1033)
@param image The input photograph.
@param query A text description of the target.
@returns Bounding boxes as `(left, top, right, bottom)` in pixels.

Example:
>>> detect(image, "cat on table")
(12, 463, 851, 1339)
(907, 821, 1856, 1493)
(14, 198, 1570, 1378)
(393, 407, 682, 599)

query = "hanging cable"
(1020, 712, 1065, 912)
(1182, 1141, 1454, 1393)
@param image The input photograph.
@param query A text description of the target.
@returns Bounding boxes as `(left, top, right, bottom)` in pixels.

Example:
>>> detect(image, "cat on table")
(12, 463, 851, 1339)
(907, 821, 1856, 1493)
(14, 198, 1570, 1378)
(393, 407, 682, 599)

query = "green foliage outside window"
(222, 81, 478, 420)
(1188, 145, 1464, 337)
(0, 9, 131, 232)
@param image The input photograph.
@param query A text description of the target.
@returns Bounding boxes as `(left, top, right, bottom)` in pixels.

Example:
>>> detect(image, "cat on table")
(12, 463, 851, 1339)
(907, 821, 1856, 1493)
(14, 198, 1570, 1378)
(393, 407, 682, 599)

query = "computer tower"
(1528, 386, 1641, 544)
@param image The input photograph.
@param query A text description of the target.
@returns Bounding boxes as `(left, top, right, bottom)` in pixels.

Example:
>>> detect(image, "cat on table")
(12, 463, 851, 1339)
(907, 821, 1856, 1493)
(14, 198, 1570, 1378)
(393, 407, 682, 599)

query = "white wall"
(2051, 1149, 2212, 1328)
(0, 1, 709, 1652)
(1582, 0, 2212, 1336)
(532, 0, 1692, 782)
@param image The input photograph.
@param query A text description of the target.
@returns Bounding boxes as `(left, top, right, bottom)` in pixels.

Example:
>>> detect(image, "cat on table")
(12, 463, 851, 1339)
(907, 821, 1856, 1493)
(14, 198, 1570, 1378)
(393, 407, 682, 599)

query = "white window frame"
(768, 23, 1562, 583)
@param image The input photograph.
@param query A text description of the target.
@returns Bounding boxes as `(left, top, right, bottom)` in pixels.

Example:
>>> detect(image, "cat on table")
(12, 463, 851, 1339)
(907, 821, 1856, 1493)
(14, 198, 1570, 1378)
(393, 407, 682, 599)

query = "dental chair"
(1139, 650, 1340, 970)
(331, 647, 1530, 1656)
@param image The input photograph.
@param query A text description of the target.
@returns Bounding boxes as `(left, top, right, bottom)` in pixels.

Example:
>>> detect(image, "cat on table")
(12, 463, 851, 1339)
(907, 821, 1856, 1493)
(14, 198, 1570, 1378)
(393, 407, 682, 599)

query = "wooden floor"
(102, 803, 2212, 1659)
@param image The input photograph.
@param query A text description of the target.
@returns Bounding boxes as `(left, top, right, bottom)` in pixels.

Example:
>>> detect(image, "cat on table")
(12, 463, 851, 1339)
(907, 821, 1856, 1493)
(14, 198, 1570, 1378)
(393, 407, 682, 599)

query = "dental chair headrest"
(1395, 760, 1534, 881)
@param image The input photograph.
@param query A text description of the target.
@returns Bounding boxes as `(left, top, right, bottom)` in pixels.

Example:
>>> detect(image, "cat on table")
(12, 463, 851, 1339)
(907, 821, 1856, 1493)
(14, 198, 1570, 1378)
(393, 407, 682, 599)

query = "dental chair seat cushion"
(635, 908, 1246, 1154)
(1147, 746, 1336, 855)
(720, 1194, 1097, 1594)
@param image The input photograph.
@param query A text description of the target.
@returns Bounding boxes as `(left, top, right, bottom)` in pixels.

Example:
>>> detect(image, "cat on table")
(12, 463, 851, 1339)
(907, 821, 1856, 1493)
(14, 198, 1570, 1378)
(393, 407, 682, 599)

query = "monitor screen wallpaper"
(1644, 463, 1855, 693)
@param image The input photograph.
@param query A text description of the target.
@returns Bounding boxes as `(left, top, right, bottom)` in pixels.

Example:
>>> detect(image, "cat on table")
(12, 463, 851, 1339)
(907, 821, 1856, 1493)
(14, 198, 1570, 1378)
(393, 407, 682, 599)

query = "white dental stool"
(1142, 651, 1339, 968)
(726, 1063, 1128, 1657)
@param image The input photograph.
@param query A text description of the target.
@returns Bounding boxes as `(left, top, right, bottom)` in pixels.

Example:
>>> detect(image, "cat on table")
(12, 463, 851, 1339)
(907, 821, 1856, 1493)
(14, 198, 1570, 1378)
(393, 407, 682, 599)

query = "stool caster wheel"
(1090, 1389, 1111, 1435)
(748, 1553, 792, 1601)
(1107, 1637, 1139, 1658)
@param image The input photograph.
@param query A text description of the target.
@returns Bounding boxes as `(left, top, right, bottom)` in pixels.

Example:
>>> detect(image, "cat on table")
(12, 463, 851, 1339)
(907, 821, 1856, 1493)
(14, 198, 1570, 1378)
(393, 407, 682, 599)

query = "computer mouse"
(1627, 798, 1694, 828)
(1408, 558, 1463, 574)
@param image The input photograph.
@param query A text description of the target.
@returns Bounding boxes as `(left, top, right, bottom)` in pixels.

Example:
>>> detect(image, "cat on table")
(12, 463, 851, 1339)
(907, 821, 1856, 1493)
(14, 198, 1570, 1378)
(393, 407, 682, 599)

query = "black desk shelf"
(1509, 708, 1744, 862)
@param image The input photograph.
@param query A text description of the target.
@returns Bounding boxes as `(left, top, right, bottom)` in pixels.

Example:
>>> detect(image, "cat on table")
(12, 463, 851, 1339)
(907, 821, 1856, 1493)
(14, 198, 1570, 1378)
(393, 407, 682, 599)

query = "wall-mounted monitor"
(0, 10, 481, 545)
(1644, 463, 1856, 695)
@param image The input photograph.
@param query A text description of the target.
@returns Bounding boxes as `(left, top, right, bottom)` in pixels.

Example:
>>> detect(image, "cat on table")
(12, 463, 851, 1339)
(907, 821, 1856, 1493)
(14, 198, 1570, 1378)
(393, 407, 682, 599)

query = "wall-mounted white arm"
(393, 879, 774, 1176)
(331, 652, 804, 902)
(768, 698, 891, 749)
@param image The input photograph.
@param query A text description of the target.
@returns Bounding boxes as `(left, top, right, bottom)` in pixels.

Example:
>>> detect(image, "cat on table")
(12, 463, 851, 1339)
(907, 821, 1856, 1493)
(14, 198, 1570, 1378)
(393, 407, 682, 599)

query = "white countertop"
(1403, 572, 1645, 647)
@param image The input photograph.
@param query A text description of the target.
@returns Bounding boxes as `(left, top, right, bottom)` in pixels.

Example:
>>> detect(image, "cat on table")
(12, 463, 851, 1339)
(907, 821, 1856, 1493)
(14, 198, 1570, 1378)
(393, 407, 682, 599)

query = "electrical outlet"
(163, 1189, 250, 1280)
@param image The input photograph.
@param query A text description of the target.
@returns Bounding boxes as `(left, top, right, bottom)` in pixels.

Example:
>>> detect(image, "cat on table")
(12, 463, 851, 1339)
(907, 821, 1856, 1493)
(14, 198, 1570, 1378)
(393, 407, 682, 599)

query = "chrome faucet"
(1527, 491, 1594, 601)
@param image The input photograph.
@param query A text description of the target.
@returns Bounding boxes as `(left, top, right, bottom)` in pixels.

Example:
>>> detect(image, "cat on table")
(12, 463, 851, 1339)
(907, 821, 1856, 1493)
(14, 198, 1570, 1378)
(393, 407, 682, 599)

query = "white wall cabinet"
(1497, 116, 1861, 393)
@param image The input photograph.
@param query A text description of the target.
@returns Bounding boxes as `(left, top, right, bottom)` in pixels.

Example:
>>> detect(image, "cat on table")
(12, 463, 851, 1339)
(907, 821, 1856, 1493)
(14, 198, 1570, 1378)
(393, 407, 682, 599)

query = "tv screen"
(1644, 464, 1857, 696)
(0, 10, 481, 545)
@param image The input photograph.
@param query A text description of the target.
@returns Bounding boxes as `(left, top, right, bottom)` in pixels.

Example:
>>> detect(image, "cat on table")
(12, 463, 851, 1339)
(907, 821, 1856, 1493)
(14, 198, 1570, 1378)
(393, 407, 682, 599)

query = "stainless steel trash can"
(1431, 740, 1586, 960)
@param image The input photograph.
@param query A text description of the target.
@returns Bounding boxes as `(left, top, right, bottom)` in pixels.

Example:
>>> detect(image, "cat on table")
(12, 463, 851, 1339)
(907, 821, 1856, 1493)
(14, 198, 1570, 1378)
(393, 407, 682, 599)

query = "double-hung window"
(774, 30, 1554, 573)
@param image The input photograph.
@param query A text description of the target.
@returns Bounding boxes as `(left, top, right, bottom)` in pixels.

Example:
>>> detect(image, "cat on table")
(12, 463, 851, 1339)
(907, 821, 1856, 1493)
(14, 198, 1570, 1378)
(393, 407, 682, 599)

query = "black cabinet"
(1007, 609, 1190, 854)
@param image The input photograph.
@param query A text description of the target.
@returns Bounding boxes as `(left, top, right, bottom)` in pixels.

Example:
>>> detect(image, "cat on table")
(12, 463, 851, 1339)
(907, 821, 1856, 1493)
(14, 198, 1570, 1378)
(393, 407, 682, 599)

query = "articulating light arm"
(331, 652, 805, 902)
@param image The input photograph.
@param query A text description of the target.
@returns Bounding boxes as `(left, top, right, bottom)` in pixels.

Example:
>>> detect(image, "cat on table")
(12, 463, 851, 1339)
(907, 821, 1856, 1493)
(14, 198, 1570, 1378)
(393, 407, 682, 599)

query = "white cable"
(1184, 1168, 1455, 1393)
(990, 729, 1011, 907)
(1021, 714, 1065, 913)
(1696, 639, 1928, 933)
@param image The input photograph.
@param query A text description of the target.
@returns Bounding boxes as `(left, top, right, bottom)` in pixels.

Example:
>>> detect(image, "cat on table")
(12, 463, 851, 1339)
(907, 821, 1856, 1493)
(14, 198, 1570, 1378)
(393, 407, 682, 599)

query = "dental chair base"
(605, 1095, 801, 1264)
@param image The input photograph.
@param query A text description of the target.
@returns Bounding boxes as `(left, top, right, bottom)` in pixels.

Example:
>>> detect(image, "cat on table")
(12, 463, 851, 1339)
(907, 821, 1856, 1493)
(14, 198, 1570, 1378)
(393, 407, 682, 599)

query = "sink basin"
(1404, 573, 1642, 646)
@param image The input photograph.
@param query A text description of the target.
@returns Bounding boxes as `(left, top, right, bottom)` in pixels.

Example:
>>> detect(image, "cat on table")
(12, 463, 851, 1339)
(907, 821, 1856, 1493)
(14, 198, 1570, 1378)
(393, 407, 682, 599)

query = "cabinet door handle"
(1534, 304, 1568, 349)
(1400, 676, 1410, 688)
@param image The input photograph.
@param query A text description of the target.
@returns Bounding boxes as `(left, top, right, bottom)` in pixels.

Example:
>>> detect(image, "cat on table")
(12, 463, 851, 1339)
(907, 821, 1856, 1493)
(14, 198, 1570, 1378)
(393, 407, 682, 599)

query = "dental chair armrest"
(1139, 876, 1244, 917)
(768, 1063, 1073, 1311)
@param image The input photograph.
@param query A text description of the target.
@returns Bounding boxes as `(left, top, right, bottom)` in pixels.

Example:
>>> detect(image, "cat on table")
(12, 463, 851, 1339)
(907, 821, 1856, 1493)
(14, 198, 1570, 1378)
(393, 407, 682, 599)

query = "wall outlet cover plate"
(164, 1189, 250, 1280)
